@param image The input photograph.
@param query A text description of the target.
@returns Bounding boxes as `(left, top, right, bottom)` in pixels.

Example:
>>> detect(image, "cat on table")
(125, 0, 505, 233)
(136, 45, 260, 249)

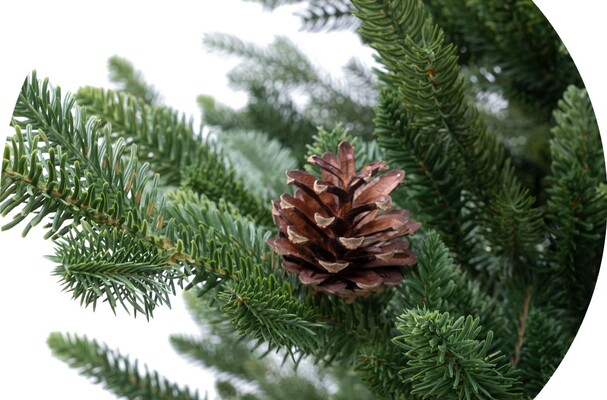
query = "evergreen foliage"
(353, 0, 545, 282)
(171, 291, 381, 400)
(74, 86, 272, 226)
(393, 309, 520, 399)
(47, 332, 204, 400)
(1, 1, 605, 399)
(543, 85, 607, 322)
(214, 129, 297, 202)
(420, 0, 582, 112)
(516, 306, 572, 398)
(243, 0, 575, 195)
(108, 55, 160, 105)
(245, 0, 357, 32)
(201, 34, 376, 161)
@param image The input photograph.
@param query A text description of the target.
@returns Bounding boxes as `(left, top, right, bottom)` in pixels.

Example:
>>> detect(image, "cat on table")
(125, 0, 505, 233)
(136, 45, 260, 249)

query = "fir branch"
(197, 94, 250, 131)
(204, 34, 319, 89)
(544, 85, 607, 318)
(309, 294, 397, 365)
(297, 1, 358, 32)
(1, 73, 283, 317)
(465, 0, 582, 111)
(418, 0, 490, 64)
(180, 288, 236, 332)
(483, 172, 544, 280)
(75, 86, 195, 185)
(163, 190, 272, 276)
(2, 75, 203, 317)
(397, 231, 510, 355)
(419, 0, 582, 115)
(153, 189, 276, 300)
(175, 291, 379, 400)
(75, 86, 272, 226)
(373, 87, 471, 260)
(108, 55, 160, 105)
(245, 0, 358, 32)
(170, 334, 258, 382)
(213, 84, 318, 159)
(517, 305, 573, 398)
(394, 308, 521, 399)
(8, 76, 161, 235)
(203, 34, 376, 156)
(217, 263, 327, 360)
(49, 221, 186, 318)
(355, 345, 411, 399)
(6, 73, 161, 237)
(548, 86, 604, 178)
(171, 292, 275, 390)
(0, 124, 210, 317)
(215, 130, 298, 202)
(352, 0, 544, 276)
(342, 58, 378, 107)
(352, 0, 493, 191)
(47, 332, 205, 400)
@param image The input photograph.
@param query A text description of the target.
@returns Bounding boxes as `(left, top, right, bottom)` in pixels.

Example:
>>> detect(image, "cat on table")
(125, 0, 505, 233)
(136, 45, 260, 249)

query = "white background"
(0, 1, 605, 399)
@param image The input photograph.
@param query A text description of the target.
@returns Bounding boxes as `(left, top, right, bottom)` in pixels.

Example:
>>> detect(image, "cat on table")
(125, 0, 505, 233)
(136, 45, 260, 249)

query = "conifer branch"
(47, 332, 205, 400)
(216, 130, 297, 202)
(374, 87, 471, 260)
(352, 0, 544, 276)
(394, 308, 521, 399)
(203, 34, 377, 156)
(49, 222, 188, 317)
(355, 345, 412, 398)
(217, 264, 327, 361)
(0, 123, 231, 317)
(0, 2, 600, 397)
(75, 86, 272, 226)
(451, 0, 581, 111)
(108, 55, 160, 105)
(245, 0, 357, 32)
(297, 0, 358, 32)
(517, 305, 573, 398)
(311, 296, 397, 364)
(7, 73, 161, 238)
(170, 334, 260, 383)
(2, 73, 282, 318)
(204, 34, 320, 89)
(543, 85, 606, 319)
(201, 84, 318, 160)
(397, 231, 510, 355)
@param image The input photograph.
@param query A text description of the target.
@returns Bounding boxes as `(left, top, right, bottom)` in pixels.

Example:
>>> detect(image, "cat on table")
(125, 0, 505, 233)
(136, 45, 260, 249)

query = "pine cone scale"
(353, 170, 405, 206)
(354, 210, 411, 236)
(308, 155, 345, 184)
(337, 142, 356, 178)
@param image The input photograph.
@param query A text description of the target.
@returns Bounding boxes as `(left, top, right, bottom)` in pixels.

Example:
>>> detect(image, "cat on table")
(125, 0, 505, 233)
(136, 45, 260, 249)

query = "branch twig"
(511, 285, 532, 366)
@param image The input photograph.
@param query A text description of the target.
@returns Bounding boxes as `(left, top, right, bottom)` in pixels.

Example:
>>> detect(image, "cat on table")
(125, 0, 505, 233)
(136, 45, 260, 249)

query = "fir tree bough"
(2, 1, 605, 399)
(47, 332, 205, 400)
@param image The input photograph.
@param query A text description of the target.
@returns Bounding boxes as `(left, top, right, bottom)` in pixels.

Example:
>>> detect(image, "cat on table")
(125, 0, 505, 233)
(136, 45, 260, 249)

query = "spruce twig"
(512, 285, 532, 367)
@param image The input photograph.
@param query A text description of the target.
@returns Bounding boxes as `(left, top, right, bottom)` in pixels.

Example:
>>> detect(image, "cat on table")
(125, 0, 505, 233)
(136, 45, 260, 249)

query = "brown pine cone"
(267, 141, 420, 303)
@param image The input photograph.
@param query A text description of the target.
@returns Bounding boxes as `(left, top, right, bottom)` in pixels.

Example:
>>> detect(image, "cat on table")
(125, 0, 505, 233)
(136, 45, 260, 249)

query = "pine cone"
(267, 141, 420, 303)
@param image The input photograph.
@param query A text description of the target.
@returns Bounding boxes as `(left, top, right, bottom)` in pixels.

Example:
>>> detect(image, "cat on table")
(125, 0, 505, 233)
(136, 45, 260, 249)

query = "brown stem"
(511, 285, 532, 367)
